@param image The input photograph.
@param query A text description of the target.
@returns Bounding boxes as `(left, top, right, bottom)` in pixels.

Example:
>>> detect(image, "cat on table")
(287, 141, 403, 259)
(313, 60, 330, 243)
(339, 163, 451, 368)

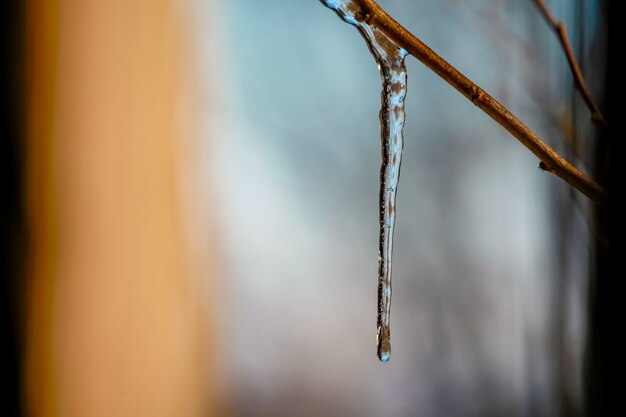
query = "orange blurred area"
(24, 0, 220, 416)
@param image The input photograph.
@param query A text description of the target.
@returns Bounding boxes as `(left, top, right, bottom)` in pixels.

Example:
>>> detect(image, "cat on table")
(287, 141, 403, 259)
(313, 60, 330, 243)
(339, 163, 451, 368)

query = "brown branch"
(533, 0, 606, 126)
(346, 0, 606, 204)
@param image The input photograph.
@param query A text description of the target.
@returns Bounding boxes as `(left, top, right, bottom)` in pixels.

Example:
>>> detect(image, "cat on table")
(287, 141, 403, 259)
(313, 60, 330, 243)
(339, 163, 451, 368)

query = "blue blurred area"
(197, 1, 600, 415)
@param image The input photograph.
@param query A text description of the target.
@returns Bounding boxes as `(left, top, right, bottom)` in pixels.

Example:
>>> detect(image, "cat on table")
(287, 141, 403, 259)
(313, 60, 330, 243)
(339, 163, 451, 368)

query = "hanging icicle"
(320, 0, 408, 362)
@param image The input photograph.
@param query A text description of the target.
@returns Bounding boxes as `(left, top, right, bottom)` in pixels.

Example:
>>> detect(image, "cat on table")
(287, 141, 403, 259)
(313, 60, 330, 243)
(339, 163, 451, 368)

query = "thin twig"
(533, 0, 606, 126)
(342, 0, 606, 204)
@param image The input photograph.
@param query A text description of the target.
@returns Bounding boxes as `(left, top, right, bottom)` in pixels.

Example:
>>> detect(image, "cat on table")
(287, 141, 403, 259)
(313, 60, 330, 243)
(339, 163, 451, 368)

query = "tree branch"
(343, 0, 606, 204)
(533, 0, 606, 126)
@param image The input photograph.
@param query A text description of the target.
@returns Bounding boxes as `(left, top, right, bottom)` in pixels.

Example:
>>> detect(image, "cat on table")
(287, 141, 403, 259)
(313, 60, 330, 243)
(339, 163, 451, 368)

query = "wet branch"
(532, 0, 606, 126)
(346, 0, 606, 204)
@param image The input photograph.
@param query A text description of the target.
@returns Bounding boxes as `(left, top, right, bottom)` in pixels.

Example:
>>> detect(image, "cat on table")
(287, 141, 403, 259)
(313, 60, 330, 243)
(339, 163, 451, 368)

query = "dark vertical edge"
(585, 0, 622, 416)
(1, 0, 26, 416)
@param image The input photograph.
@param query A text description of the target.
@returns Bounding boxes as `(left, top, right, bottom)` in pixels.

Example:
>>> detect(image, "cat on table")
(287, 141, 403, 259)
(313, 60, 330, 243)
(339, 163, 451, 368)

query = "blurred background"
(1, 0, 620, 416)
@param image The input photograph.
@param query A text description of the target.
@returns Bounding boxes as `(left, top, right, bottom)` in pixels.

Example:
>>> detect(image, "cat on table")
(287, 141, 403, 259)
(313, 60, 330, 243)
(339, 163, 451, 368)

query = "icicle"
(321, 0, 408, 362)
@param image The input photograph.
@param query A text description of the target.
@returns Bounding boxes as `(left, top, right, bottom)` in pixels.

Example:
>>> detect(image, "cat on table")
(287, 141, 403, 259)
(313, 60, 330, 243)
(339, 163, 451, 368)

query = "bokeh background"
(2, 0, 619, 416)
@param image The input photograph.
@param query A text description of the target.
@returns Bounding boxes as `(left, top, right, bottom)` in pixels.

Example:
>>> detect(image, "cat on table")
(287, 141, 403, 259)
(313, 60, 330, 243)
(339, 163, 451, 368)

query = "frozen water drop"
(377, 323, 392, 362)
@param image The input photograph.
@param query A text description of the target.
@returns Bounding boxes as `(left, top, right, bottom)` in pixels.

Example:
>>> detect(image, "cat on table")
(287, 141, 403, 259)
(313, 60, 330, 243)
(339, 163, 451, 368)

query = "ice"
(321, 0, 408, 362)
